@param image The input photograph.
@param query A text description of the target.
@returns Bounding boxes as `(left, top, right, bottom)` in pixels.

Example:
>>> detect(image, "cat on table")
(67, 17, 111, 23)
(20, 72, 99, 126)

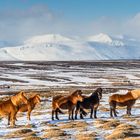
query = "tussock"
(75, 131, 97, 140)
(4, 129, 36, 139)
(43, 128, 67, 139)
(59, 121, 88, 129)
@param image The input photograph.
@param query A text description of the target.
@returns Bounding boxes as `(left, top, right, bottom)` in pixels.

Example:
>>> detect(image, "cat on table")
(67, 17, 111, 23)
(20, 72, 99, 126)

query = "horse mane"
(55, 90, 82, 107)
(91, 88, 102, 97)
(11, 91, 25, 106)
(71, 90, 81, 95)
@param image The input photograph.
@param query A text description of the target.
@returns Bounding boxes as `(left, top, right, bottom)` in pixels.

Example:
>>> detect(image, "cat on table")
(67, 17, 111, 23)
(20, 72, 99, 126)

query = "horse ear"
(36, 94, 41, 99)
(20, 91, 24, 95)
(77, 90, 82, 95)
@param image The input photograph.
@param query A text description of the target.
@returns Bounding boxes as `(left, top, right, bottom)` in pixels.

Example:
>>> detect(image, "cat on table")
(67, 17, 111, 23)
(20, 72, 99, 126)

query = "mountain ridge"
(0, 33, 139, 61)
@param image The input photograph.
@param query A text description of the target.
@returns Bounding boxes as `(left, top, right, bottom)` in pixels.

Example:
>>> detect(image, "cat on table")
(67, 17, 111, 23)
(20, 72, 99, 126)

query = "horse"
(0, 91, 29, 126)
(75, 88, 103, 119)
(17, 94, 41, 121)
(52, 90, 83, 120)
(109, 89, 140, 117)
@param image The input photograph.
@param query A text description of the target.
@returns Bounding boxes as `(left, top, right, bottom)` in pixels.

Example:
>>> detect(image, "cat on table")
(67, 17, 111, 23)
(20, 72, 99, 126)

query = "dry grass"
(75, 131, 97, 140)
(105, 123, 138, 140)
(95, 119, 120, 129)
(58, 121, 88, 129)
(22, 136, 42, 140)
(94, 119, 108, 127)
(42, 128, 67, 139)
(99, 121, 120, 130)
(4, 129, 36, 139)
(124, 138, 140, 140)
(99, 106, 110, 112)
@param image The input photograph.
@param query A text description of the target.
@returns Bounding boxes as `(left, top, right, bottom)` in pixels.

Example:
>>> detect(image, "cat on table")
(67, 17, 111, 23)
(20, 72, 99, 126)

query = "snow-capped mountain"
(87, 33, 124, 46)
(0, 33, 140, 61)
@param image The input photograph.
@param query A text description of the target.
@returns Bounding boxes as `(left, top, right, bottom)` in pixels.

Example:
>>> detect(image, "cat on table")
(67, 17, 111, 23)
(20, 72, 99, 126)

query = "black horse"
(75, 88, 103, 119)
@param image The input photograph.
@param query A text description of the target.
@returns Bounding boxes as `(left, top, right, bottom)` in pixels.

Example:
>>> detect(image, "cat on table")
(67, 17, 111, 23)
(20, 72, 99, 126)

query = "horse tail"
(80, 108, 87, 116)
(116, 111, 119, 114)
(56, 108, 64, 114)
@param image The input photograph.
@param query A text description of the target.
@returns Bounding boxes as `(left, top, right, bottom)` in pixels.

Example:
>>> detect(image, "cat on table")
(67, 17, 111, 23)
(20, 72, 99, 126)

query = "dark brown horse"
(109, 89, 140, 117)
(75, 88, 103, 119)
(52, 90, 83, 120)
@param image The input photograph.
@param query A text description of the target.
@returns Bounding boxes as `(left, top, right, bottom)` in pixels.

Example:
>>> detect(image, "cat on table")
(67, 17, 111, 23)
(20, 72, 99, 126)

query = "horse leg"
(94, 105, 99, 119)
(75, 103, 80, 120)
(110, 108, 113, 117)
(52, 110, 55, 120)
(11, 112, 17, 127)
(80, 109, 84, 119)
(68, 107, 73, 120)
(94, 109, 97, 118)
(8, 113, 11, 125)
(90, 108, 93, 119)
(55, 109, 59, 120)
(75, 108, 79, 120)
(27, 110, 32, 121)
(127, 106, 132, 115)
(113, 108, 117, 117)
(71, 108, 74, 120)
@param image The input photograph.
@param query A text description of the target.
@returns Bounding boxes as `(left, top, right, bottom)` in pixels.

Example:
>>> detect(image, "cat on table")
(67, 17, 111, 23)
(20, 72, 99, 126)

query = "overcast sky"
(0, 0, 140, 42)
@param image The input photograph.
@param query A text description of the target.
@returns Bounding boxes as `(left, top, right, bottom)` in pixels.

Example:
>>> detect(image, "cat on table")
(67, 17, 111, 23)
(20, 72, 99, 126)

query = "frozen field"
(0, 60, 140, 139)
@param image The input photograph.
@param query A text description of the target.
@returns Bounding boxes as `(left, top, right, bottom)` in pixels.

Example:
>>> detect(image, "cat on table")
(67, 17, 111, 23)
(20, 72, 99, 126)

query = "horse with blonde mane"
(109, 89, 140, 117)
(0, 91, 29, 126)
(17, 94, 41, 121)
(52, 90, 83, 120)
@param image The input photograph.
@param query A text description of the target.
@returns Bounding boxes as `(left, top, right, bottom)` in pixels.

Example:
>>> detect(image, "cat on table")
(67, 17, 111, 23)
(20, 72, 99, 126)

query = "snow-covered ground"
(0, 89, 140, 140)
(0, 61, 139, 93)
(0, 61, 140, 139)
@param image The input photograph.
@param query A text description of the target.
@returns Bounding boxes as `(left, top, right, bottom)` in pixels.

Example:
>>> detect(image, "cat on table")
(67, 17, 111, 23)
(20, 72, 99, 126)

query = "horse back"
(109, 92, 134, 103)
(79, 96, 99, 109)
(0, 99, 15, 115)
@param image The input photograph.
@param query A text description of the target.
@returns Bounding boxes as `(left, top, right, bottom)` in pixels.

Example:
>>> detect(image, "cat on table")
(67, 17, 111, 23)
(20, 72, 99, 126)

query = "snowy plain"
(0, 61, 140, 139)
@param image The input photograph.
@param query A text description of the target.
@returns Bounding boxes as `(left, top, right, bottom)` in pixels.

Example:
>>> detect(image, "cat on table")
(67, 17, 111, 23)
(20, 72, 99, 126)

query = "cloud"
(0, 4, 140, 42)
(0, 4, 58, 41)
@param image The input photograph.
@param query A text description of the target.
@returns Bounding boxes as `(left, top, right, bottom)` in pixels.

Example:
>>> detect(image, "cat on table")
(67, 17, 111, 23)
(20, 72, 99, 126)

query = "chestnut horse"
(75, 88, 103, 119)
(17, 94, 41, 121)
(109, 89, 140, 117)
(52, 90, 83, 120)
(0, 91, 29, 126)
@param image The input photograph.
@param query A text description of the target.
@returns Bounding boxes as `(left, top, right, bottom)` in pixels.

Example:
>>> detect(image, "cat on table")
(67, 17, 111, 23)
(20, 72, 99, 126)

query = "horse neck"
(90, 93, 98, 99)
(29, 97, 37, 106)
(131, 90, 140, 99)
(11, 94, 20, 106)
(69, 95, 78, 104)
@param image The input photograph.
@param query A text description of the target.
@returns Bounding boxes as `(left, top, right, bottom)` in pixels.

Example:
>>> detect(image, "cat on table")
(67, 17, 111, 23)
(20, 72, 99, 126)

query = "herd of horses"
(0, 88, 140, 126)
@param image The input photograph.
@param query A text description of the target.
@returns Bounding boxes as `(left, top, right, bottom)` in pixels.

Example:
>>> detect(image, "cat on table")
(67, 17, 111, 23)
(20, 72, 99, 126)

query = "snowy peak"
(24, 34, 72, 45)
(87, 33, 124, 46)
(87, 33, 112, 43)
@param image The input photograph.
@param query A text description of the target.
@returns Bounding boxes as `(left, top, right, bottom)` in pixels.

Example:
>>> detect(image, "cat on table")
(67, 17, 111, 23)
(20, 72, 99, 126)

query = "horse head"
(72, 90, 83, 102)
(33, 94, 41, 104)
(11, 91, 28, 106)
(131, 89, 140, 99)
(91, 88, 103, 99)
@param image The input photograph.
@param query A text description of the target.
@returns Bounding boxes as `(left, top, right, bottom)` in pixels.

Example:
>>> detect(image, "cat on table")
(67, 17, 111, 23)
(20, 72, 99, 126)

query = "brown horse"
(75, 88, 103, 119)
(17, 94, 41, 121)
(52, 90, 83, 120)
(0, 91, 29, 126)
(109, 89, 140, 117)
